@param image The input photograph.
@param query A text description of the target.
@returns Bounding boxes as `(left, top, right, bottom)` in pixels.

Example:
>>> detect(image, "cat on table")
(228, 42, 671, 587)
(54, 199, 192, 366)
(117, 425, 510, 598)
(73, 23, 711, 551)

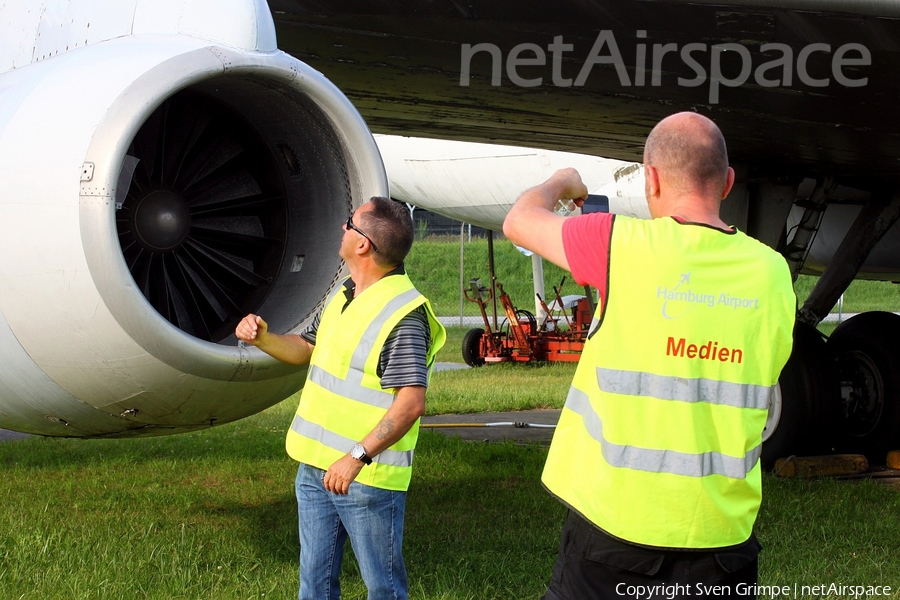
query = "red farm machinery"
(461, 276, 594, 366)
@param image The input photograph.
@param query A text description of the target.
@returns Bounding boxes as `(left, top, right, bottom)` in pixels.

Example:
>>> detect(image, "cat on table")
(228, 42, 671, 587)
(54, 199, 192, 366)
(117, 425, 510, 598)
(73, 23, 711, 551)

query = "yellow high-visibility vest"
(286, 273, 446, 491)
(542, 216, 795, 548)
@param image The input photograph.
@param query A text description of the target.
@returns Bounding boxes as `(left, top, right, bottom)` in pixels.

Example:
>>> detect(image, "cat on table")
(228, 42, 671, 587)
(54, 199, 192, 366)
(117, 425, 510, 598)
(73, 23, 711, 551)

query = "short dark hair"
(359, 197, 414, 268)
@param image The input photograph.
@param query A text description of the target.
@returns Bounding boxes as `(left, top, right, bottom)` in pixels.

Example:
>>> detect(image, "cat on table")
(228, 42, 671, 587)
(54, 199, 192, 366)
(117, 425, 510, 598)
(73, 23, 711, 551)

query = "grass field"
(2, 390, 899, 599)
(3, 238, 900, 598)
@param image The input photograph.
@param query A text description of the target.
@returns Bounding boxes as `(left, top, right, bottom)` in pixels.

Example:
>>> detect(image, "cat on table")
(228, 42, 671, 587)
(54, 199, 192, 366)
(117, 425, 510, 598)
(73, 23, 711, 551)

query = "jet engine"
(0, 2, 387, 437)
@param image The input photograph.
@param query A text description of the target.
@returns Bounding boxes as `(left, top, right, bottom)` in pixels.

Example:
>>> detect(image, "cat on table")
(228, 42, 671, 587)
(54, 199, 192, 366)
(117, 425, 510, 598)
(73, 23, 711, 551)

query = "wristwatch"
(350, 443, 372, 465)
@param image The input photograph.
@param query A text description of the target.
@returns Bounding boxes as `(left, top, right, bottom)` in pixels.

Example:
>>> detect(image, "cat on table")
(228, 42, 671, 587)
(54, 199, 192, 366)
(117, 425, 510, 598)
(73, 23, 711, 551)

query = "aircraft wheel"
(761, 322, 836, 468)
(461, 328, 485, 367)
(828, 312, 900, 462)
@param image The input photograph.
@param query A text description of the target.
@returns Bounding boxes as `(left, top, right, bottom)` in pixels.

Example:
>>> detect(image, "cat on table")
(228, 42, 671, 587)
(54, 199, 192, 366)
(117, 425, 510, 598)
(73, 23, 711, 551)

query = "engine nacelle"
(0, 9, 387, 436)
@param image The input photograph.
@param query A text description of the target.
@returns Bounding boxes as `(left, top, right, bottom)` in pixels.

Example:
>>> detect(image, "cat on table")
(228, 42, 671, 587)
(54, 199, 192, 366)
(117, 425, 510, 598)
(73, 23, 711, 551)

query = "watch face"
(351, 443, 372, 464)
(351, 444, 368, 462)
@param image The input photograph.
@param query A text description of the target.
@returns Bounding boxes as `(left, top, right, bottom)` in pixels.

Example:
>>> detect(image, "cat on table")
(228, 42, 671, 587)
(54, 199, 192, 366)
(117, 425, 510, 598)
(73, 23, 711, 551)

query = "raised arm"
(235, 313, 314, 366)
(502, 168, 589, 272)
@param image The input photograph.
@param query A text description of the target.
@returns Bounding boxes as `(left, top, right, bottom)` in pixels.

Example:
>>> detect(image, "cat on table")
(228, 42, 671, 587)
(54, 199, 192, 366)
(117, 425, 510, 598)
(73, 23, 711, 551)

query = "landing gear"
(762, 322, 837, 467)
(827, 312, 900, 462)
(765, 312, 900, 465)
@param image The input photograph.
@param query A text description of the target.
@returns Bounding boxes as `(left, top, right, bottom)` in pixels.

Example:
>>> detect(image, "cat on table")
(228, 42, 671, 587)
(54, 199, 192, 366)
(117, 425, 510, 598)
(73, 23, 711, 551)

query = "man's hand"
(548, 168, 589, 207)
(234, 313, 313, 365)
(235, 314, 268, 346)
(324, 454, 365, 495)
(321, 387, 426, 494)
(503, 168, 588, 272)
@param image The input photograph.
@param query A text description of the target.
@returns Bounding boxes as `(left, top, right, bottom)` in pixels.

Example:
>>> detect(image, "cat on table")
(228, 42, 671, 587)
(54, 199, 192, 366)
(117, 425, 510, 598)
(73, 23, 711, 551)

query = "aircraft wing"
(272, 1, 900, 310)
(374, 134, 647, 230)
(270, 0, 900, 188)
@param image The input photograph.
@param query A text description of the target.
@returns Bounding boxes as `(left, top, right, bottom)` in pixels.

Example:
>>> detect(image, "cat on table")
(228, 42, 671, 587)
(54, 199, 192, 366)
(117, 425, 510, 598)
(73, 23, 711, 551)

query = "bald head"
(643, 112, 730, 197)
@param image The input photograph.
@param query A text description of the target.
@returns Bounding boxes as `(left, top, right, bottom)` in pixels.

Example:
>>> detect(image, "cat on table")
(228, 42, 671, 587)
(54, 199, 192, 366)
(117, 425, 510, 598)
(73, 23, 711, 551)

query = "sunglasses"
(346, 213, 380, 253)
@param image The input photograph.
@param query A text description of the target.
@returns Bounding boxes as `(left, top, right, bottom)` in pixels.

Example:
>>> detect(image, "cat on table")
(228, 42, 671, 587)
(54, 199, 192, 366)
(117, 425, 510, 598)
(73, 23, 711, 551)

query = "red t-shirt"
(562, 212, 615, 310)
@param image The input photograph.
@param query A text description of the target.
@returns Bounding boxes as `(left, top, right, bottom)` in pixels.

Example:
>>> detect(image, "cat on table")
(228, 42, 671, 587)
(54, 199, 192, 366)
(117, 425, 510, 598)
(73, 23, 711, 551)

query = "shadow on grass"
(195, 490, 300, 566)
(4, 405, 899, 599)
(189, 432, 564, 598)
(404, 432, 563, 598)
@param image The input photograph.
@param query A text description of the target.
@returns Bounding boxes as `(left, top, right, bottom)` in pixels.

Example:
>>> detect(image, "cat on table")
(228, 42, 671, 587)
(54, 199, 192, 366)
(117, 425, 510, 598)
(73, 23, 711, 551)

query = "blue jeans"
(295, 463, 408, 600)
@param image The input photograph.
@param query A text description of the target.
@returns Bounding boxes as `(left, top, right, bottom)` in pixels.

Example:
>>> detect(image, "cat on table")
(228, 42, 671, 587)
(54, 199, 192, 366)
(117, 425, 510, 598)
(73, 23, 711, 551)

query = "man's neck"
(666, 196, 728, 230)
(348, 263, 394, 297)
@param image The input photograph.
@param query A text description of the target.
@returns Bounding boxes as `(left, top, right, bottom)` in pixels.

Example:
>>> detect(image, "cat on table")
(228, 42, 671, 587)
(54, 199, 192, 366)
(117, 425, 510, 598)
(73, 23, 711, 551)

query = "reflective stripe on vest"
(566, 386, 762, 479)
(306, 365, 396, 410)
(303, 286, 424, 411)
(597, 367, 774, 410)
(289, 414, 413, 467)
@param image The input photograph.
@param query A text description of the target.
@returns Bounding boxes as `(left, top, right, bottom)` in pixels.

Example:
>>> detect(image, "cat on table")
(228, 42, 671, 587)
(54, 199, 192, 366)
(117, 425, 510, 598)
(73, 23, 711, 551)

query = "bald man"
(504, 113, 795, 599)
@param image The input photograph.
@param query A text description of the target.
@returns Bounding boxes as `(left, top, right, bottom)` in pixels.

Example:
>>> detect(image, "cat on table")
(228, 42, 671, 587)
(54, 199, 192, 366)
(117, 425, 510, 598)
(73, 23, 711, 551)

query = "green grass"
(757, 477, 900, 592)
(428, 361, 574, 414)
(434, 326, 468, 364)
(0, 414, 299, 600)
(794, 275, 900, 315)
(431, 326, 574, 415)
(2, 392, 899, 599)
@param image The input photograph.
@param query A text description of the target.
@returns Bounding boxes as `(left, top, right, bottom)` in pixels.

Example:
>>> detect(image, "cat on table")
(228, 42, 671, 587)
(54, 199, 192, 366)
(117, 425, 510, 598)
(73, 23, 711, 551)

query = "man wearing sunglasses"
(236, 197, 445, 600)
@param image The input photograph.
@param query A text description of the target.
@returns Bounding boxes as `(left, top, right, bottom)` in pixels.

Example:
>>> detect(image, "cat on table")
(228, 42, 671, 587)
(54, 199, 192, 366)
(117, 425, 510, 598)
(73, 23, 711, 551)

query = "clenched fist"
(235, 314, 268, 346)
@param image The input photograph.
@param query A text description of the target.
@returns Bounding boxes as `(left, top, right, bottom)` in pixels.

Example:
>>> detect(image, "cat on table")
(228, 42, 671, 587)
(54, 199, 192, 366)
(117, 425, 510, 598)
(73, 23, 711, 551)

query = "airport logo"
(459, 31, 870, 104)
(658, 273, 759, 319)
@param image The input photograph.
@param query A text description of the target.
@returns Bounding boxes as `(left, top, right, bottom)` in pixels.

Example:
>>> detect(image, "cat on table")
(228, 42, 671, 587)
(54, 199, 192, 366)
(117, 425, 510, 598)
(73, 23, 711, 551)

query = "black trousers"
(543, 511, 761, 600)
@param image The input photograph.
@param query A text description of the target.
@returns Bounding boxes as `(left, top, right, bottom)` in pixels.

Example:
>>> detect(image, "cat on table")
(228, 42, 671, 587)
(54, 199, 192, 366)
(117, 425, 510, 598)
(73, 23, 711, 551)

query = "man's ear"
(645, 164, 659, 198)
(721, 166, 736, 199)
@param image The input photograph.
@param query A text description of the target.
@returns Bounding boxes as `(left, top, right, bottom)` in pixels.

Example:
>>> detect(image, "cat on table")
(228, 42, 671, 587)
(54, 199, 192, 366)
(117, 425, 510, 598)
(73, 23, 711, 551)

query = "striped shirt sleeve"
(379, 305, 431, 389)
(300, 311, 320, 346)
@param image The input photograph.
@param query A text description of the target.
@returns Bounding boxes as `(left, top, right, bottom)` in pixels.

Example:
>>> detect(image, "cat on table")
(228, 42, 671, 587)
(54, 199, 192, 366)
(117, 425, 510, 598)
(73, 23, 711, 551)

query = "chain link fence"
(411, 207, 491, 240)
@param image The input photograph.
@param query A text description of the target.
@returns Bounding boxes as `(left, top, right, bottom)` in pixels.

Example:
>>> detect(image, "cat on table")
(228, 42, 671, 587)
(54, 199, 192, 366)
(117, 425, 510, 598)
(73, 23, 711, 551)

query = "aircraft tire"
(761, 322, 836, 469)
(462, 328, 486, 367)
(827, 311, 900, 463)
